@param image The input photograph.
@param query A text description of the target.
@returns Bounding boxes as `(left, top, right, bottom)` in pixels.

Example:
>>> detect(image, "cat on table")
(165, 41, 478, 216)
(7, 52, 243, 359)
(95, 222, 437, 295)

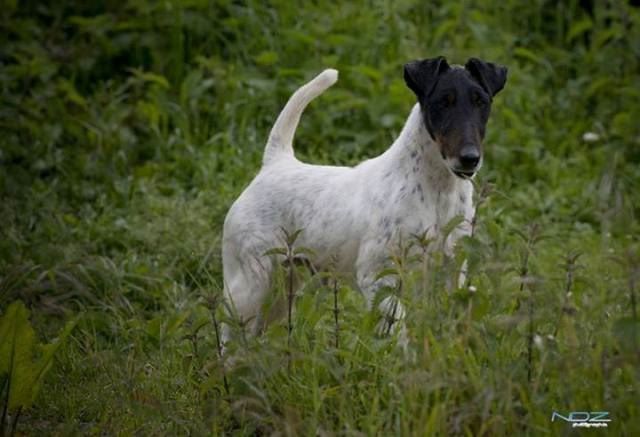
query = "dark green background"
(1, 1, 639, 434)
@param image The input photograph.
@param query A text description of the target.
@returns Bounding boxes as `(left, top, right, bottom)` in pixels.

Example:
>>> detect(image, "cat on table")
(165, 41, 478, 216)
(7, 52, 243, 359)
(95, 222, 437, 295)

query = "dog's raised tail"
(263, 69, 338, 165)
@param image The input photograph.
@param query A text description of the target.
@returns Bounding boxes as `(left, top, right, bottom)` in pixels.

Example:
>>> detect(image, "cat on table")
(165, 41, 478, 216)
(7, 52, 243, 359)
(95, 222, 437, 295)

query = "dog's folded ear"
(465, 58, 508, 98)
(404, 57, 450, 98)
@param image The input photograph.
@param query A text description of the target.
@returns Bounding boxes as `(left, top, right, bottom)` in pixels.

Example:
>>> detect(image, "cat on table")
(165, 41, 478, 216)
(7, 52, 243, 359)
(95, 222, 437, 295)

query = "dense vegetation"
(1, 0, 639, 434)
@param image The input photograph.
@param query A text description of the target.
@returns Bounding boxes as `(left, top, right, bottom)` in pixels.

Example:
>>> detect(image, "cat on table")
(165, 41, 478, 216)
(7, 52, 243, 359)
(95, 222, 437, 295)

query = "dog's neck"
(381, 103, 461, 192)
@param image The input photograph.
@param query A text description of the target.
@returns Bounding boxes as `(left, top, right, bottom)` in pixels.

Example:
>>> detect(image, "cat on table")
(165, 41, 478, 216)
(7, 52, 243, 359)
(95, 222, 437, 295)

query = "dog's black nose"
(459, 145, 480, 169)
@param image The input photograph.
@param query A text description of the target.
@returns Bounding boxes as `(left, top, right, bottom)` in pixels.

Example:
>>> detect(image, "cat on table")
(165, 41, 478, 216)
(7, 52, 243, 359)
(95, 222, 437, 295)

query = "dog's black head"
(404, 56, 507, 179)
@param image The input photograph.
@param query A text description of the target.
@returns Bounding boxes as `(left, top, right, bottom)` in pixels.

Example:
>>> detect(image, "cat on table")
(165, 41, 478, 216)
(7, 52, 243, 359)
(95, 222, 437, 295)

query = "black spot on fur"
(382, 216, 391, 230)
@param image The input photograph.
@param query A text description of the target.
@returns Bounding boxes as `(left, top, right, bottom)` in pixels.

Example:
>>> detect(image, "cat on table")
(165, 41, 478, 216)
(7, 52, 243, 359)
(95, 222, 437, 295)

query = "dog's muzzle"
(453, 169, 476, 179)
(452, 145, 480, 179)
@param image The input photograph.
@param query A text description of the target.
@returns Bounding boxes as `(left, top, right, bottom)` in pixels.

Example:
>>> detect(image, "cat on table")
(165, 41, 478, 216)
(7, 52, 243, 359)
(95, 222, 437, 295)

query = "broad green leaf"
(57, 79, 86, 107)
(281, 29, 315, 45)
(352, 65, 382, 81)
(0, 301, 76, 410)
(255, 51, 278, 66)
(130, 69, 170, 89)
(293, 247, 316, 257)
(166, 311, 191, 337)
(440, 215, 466, 239)
(146, 316, 162, 341)
(375, 268, 399, 281)
(283, 228, 304, 245)
(586, 77, 613, 99)
(433, 20, 457, 44)
(32, 318, 77, 404)
(0, 301, 37, 410)
(264, 248, 287, 256)
(513, 47, 544, 65)
(566, 17, 593, 43)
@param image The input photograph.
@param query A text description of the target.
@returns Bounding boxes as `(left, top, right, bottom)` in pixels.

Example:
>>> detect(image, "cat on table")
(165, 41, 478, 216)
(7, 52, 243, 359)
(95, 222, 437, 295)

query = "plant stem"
(553, 253, 578, 337)
(629, 262, 637, 322)
(286, 242, 296, 374)
(0, 393, 6, 437)
(9, 407, 20, 437)
(1, 328, 16, 437)
(287, 246, 294, 344)
(629, 256, 638, 349)
(333, 278, 340, 349)
(465, 181, 492, 288)
(520, 227, 534, 383)
(0, 396, 6, 437)
(527, 275, 534, 384)
(211, 309, 229, 395)
(385, 279, 403, 336)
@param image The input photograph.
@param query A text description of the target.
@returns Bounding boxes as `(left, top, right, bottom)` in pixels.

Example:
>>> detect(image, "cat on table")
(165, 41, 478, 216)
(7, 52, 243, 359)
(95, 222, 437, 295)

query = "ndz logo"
(551, 411, 611, 428)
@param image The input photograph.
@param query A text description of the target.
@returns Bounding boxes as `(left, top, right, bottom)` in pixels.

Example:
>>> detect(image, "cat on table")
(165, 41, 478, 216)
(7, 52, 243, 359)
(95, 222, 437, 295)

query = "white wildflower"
(582, 132, 600, 142)
(534, 334, 543, 349)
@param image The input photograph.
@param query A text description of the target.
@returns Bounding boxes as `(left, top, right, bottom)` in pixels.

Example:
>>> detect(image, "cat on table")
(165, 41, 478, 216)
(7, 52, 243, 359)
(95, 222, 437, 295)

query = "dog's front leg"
(444, 218, 473, 290)
(458, 259, 469, 288)
(355, 246, 408, 347)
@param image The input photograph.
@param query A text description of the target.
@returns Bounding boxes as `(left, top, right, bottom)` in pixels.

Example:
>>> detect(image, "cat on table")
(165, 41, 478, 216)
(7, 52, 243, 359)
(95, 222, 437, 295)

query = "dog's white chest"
(367, 178, 472, 251)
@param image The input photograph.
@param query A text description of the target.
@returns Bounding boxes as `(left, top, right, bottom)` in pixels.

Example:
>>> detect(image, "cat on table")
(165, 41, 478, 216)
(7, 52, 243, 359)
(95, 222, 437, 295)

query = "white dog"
(221, 57, 507, 344)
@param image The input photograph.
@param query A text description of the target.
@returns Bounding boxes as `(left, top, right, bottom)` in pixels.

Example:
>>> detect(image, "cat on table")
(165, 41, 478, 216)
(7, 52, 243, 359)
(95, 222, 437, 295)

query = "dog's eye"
(474, 94, 488, 107)
(439, 94, 455, 108)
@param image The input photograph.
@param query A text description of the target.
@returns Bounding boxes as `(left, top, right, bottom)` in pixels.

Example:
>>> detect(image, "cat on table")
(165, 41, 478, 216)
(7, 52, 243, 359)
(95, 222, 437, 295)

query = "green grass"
(1, 0, 639, 435)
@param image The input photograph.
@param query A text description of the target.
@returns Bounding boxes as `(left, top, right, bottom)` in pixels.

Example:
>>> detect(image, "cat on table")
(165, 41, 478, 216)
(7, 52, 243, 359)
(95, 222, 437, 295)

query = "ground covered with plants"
(1, 1, 639, 435)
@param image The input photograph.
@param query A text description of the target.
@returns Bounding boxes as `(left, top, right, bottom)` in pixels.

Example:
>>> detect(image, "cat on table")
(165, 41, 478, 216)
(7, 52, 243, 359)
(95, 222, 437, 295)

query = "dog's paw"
(375, 295, 406, 336)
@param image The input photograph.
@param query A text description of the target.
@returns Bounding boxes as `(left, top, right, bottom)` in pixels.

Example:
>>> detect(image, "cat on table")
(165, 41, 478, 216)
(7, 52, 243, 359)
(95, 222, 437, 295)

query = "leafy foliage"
(0, 0, 639, 434)
(0, 301, 75, 433)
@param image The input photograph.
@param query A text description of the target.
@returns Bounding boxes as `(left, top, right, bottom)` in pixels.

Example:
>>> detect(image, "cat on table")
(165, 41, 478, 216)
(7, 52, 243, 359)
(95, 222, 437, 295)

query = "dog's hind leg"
(220, 244, 274, 348)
